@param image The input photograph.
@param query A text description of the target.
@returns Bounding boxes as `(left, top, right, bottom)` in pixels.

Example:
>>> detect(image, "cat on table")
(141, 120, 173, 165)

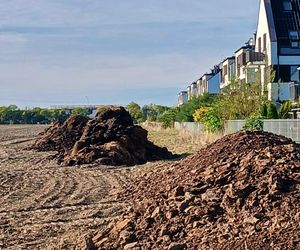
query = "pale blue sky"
(0, 0, 259, 108)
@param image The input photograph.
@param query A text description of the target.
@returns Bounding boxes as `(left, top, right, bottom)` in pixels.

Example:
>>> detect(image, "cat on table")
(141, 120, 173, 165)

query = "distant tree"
(157, 109, 177, 128)
(142, 104, 170, 122)
(126, 102, 143, 124)
(71, 107, 88, 116)
(175, 93, 217, 122)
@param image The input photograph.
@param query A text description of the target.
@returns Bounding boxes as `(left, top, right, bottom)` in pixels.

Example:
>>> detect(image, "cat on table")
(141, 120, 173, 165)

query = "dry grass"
(145, 125, 221, 155)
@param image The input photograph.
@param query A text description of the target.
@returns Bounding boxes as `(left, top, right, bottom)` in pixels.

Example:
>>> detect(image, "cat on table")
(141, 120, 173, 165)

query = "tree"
(126, 102, 143, 124)
(157, 109, 177, 128)
(216, 81, 266, 121)
(175, 93, 217, 122)
(71, 107, 88, 116)
(142, 104, 169, 122)
(193, 106, 222, 132)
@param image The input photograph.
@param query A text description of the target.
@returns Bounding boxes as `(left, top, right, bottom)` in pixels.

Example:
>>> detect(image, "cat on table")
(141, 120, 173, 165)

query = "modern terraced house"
(178, 0, 300, 106)
(257, 0, 300, 102)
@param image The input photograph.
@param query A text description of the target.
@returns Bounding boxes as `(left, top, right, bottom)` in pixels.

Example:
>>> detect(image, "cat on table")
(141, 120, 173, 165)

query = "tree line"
(0, 105, 88, 124)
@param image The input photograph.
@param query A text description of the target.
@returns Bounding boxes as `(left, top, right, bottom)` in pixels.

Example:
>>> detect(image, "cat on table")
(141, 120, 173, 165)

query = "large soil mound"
(93, 131, 300, 250)
(31, 106, 174, 166)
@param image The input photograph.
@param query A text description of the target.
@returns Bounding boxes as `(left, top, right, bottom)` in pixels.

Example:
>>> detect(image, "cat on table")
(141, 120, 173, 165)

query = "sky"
(0, 0, 259, 108)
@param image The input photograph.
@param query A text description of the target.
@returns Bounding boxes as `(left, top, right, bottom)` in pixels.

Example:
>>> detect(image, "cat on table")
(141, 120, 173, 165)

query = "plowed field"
(0, 125, 132, 249)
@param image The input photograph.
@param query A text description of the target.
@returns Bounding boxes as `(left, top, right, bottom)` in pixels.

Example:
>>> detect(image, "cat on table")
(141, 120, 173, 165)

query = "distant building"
(207, 66, 222, 94)
(234, 40, 265, 85)
(201, 73, 213, 94)
(190, 82, 198, 98)
(221, 57, 235, 89)
(186, 85, 192, 101)
(178, 91, 188, 106)
(196, 78, 203, 96)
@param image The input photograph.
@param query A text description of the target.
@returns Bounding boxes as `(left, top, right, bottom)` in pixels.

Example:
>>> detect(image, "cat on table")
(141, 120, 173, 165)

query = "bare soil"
(0, 125, 134, 249)
(96, 131, 300, 250)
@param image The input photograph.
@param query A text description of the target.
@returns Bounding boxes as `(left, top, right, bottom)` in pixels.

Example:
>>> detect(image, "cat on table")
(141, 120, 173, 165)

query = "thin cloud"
(0, 32, 27, 44)
(0, 0, 260, 107)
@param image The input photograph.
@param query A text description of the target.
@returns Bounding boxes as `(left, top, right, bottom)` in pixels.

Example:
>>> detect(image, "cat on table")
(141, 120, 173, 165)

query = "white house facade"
(256, 0, 300, 102)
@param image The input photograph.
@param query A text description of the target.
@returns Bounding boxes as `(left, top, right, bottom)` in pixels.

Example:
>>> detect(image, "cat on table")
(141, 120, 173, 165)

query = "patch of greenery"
(243, 113, 264, 131)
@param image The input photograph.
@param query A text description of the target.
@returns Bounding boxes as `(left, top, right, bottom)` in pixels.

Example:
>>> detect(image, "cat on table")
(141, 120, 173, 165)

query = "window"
(291, 41, 299, 48)
(283, 1, 292, 11)
(291, 66, 299, 81)
(289, 31, 299, 40)
(223, 65, 228, 76)
(258, 37, 262, 52)
(263, 33, 267, 51)
(289, 31, 300, 47)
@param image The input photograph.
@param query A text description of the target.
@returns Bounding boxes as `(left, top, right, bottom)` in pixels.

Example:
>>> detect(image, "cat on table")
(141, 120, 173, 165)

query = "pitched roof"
(267, 0, 300, 45)
(263, 0, 277, 42)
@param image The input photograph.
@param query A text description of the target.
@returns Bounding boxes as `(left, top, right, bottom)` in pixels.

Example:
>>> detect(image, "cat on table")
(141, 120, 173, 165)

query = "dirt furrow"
(0, 126, 132, 249)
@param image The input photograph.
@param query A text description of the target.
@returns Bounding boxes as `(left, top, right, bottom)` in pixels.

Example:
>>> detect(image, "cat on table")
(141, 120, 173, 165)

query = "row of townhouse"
(178, 0, 300, 106)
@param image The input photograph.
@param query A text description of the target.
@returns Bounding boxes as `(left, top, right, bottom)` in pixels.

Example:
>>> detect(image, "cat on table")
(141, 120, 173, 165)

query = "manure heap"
(31, 106, 174, 166)
(93, 131, 300, 250)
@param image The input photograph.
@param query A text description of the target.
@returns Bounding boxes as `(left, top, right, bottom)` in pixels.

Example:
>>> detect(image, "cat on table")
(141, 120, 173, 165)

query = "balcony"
(245, 51, 265, 63)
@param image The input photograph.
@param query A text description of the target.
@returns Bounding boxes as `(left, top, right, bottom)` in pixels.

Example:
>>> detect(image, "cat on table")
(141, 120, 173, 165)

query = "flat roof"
(222, 56, 235, 63)
(234, 45, 254, 54)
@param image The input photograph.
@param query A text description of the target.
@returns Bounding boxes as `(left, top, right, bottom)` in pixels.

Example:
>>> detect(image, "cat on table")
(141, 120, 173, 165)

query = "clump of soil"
(31, 106, 174, 166)
(92, 131, 300, 250)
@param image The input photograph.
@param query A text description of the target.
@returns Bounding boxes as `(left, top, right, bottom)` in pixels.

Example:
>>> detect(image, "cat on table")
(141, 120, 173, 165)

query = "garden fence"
(174, 120, 300, 143)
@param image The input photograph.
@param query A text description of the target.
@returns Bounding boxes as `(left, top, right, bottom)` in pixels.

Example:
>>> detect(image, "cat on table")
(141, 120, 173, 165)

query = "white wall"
(235, 49, 246, 80)
(256, 0, 277, 66)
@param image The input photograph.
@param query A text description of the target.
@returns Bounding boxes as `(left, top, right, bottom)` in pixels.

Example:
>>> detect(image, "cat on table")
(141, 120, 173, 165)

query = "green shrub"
(243, 113, 264, 131)
(279, 101, 293, 119)
(158, 109, 177, 129)
(267, 102, 278, 119)
(192, 105, 222, 133)
(260, 103, 268, 117)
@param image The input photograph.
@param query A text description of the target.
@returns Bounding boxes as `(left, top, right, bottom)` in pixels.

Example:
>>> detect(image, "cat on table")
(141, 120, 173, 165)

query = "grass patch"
(145, 125, 220, 155)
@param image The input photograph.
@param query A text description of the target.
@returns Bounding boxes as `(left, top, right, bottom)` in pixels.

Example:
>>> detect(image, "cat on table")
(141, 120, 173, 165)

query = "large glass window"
(291, 66, 299, 82)
(283, 1, 292, 11)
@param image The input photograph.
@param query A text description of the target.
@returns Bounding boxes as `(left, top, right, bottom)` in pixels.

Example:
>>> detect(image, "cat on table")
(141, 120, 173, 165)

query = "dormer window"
(289, 31, 299, 40)
(283, 1, 292, 11)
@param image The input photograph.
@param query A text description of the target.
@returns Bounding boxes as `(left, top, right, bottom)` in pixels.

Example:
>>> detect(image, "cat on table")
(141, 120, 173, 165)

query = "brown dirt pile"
(93, 131, 300, 250)
(31, 106, 174, 166)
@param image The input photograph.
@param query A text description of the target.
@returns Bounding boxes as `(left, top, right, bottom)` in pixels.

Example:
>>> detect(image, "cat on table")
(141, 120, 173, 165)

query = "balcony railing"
(245, 51, 265, 63)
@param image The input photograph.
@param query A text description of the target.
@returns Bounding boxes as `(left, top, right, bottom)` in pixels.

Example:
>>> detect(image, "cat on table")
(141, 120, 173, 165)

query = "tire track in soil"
(0, 126, 131, 249)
